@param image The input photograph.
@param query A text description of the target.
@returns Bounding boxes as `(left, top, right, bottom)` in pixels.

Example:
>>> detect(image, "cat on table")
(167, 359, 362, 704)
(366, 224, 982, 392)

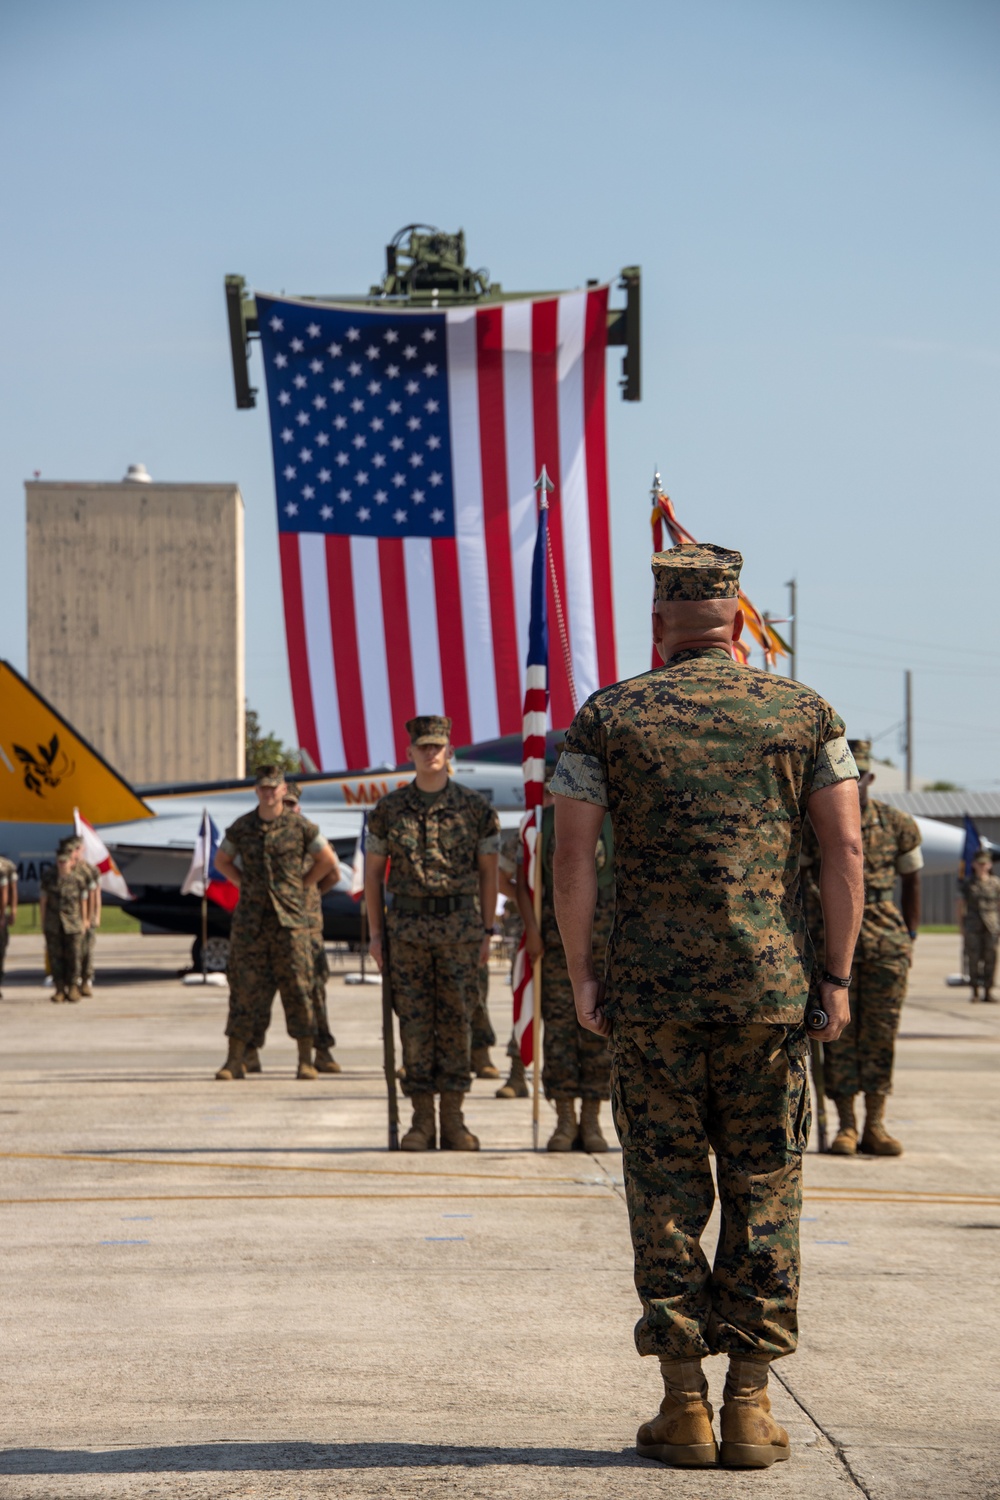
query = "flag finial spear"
(534, 464, 555, 508)
(651, 467, 662, 501)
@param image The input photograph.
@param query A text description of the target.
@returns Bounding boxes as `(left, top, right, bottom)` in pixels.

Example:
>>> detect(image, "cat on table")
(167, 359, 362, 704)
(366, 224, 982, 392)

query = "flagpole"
(200, 810, 208, 984)
(531, 805, 544, 1151)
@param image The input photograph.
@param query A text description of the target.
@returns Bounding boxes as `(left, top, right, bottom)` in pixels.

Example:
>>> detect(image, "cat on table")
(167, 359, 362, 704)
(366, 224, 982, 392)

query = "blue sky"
(1, 0, 997, 784)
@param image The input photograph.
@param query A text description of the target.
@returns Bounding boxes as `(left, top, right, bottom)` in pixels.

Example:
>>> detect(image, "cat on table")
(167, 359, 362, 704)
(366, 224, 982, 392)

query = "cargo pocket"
(786, 1028, 811, 1155)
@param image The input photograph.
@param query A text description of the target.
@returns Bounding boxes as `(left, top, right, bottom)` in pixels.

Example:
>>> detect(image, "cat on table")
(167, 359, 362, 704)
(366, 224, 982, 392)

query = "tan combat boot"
(314, 1047, 342, 1073)
(829, 1095, 858, 1155)
(471, 1047, 500, 1079)
(296, 1038, 318, 1079)
(401, 1093, 437, 1151)
(66, 984, 82, 1003)
(215, 1039, 246, 1081)
(51, 990, 65, 1004)
(579, 1098, 610, 1153)
(546, 1099, 578, 1152)
(860, 1093, 903, 1155)
(439, 1092, 480, 1151)
(495, 1054, 529, 1098)
(244, 1045, 262, 1074)
(636, 1356, 717, 1467)
(720, 1356, 789, 1468)
(79, 982, 93, 997)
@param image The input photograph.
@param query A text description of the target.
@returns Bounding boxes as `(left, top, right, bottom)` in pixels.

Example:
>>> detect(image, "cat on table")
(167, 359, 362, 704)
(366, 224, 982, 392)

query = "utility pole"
(904, 670, 913, 791)
(785, 578, 797, 680)
(762, 613, 774, 672)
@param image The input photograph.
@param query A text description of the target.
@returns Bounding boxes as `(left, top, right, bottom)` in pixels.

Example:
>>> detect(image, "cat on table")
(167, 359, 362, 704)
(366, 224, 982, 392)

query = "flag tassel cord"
(531, 809, 544, 1152)
(546, 532, 578, 716)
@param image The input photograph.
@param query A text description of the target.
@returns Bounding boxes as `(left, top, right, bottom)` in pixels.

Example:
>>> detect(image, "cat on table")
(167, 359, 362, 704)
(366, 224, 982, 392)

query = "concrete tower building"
(26, 469, 245, 786)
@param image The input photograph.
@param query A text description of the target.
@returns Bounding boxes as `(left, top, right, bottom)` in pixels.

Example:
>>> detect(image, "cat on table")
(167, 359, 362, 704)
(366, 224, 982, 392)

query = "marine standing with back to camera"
(0, 852, 18, 999)
(551, 543, 864, 1470)
(800, 740, 923, 1155)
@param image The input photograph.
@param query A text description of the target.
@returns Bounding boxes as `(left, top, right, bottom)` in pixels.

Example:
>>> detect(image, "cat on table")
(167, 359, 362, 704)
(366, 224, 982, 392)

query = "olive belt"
(390, 893, 477, 915)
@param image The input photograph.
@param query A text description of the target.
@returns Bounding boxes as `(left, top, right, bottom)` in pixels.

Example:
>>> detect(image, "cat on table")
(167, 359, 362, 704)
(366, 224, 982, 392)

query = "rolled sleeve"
(219, 837, 238, 859)
(477, 832, 501, 856)
(550, 751, 608, 807)
(365, 831, 388, 857)
(307, 833, 329, 856)
(896, 846, 924, 875)
(811, 735, 859, 793)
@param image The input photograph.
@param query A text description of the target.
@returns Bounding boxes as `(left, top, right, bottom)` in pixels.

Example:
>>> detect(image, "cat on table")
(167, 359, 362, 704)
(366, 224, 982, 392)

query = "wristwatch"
(821, 969, 852, 989)
(907, 928, 918, 940)
(484, 926, 496, 935)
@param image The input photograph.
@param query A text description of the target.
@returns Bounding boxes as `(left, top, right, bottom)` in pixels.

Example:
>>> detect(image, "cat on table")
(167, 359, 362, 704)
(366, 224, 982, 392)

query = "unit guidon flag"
(256, 289, 617, 770)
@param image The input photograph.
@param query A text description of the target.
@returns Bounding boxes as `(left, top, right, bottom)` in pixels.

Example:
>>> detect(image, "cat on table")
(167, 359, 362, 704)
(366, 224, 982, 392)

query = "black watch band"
(821, 969, 852, 989)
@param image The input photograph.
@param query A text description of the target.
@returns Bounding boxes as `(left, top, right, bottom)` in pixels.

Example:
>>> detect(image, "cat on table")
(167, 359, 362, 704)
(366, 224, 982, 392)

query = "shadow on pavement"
(0, 1443, 646, 1474)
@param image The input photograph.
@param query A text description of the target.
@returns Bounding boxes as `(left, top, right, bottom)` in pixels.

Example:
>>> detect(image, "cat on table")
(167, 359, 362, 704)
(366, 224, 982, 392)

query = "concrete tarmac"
(1, 931, 998, 1499)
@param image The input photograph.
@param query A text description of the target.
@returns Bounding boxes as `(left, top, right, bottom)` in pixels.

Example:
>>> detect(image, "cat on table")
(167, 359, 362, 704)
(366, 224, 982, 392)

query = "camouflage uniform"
(367, 778, 500, 1096)
(519, 803, 614, 1101)
(802, 800, 922, 1098)
(552, 630, 858, 1361)
(77, 861, 100, 985)
(251, 871, 335, 1052)
(499, 829, 524, 1064)
(472, 963, 496, 1052)
(40, 863, 86, 993)
(0, 855, 17, 992)
(959, 869, 1000, 997)
(220, 810, 330, 1044)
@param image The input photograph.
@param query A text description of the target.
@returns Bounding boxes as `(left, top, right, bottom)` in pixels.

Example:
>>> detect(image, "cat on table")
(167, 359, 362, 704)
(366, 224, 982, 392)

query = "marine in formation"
(365, 716, 499, 1152)
(552, 542, 864, 1470)
(0, 850, 19, 999)
(959, 849, 1000, 1003)
(801, 740, 923, 1155)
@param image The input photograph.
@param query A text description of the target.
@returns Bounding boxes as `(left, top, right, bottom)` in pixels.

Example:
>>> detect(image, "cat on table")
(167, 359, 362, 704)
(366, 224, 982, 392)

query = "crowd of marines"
(19, 538, 1000, 1471)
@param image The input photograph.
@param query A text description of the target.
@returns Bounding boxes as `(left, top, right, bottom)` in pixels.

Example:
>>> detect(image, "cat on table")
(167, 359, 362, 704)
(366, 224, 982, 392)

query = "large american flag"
(511, 488, 550, 1064)
(256, 288, 616, 769)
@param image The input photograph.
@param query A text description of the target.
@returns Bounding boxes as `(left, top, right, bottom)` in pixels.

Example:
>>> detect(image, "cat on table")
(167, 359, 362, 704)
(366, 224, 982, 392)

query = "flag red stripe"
(531, 300, 574, 729)
(475, 307, 522, 734)
(431, 537, 472, 748)
(378, 537, 417, 763)
(584, 287, 617, 688)
(325, 536, 369, 768)
(279, 533, 321, 768)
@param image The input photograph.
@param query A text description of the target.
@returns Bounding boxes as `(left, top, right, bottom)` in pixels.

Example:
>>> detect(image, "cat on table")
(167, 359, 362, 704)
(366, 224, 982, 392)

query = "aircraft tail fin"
(0, 660, 152, 824)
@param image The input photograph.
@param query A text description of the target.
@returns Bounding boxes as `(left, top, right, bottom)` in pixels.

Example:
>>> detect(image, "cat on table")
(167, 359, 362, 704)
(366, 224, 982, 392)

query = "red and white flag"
(73, 809, 133, 901)
(257, 287, 617, 769)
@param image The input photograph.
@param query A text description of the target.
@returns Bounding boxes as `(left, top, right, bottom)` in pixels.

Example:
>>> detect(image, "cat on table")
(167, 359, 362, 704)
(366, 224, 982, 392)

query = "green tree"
(244, 704, 302, 775)
(924, 779, 964, 792)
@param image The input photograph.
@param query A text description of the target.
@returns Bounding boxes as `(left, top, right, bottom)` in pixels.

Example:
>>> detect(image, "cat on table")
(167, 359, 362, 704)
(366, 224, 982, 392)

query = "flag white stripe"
(351, 536, 394, 765)
(557, 292, 599, 704)
(299, 534, 346, 769)
(522, 711, 548, 740)
(403, 536, 444, 715)
(502, 300, 537, 699)
(446, 308, 498, 743)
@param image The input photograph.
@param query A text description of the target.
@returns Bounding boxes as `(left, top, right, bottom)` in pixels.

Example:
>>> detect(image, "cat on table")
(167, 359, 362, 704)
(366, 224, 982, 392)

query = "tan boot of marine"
(51, 990, 65, 1004)
(470, 1047, 500, 1079)
(439, 1091, 480, 1151)
(79, 982, 93, 998)
(720, 1356, 790, 1468)
(860, 1092, 903, 1155)
(314, 1047, 342, 1074)
(546, 1099, 578, 1152)
(495, 1054, 529, 1098)
(215, 1039, 247, 1081)
(243, 1045, 262, 1074)
(579, 1098, 610, 1153)
(636, 1357, 717, 1467)
(401, 1093, 437, 1151)
(66, 984, 82, 1003)
(829, 1095, 858, 1155)
(296, 1037, 318, 1079)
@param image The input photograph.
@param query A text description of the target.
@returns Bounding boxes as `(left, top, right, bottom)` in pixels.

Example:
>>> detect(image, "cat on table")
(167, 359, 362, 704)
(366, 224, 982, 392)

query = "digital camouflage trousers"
(823, 951, 909, 1099)
(612, 1017, 810, 1362)
(0, 920, 8, 985)
(966, 928, 997, 994)
(79, 926, 96, 983)
(471, 962, 496, 1052)
(387, 908, 480, 1096)
(225, 917, 315, 1043)
(44, 927, 83, 993)
(540, 902, 612, 1101)
(250, 936, 334, 1051)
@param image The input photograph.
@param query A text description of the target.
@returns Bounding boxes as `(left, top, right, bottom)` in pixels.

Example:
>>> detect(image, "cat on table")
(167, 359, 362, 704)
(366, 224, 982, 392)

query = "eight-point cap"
(651, 543, 743, 603)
